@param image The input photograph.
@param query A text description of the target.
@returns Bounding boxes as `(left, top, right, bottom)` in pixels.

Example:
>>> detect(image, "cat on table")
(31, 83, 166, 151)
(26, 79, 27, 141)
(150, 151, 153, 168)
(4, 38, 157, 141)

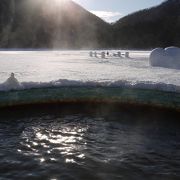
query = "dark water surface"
(0, 104, 180, 180)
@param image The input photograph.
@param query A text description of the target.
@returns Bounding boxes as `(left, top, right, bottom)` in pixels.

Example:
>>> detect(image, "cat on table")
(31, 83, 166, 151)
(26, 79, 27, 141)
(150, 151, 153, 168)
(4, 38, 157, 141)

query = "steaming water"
(0, 105, 180, 180)
(0, 50, 180, 179)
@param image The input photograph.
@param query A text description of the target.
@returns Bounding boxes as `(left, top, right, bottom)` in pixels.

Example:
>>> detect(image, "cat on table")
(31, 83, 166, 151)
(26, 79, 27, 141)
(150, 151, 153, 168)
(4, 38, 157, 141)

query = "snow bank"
(149, 47, 180, 69)
(0, 78, 180, 93)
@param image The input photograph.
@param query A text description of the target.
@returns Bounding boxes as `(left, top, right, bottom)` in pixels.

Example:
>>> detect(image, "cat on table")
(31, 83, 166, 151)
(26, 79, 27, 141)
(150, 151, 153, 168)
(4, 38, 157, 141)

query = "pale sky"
(73, 0, 165, 22)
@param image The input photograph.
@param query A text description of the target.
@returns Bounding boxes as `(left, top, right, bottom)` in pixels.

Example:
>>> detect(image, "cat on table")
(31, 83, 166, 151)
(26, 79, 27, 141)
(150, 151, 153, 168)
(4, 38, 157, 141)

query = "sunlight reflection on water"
(19, 119, 88, 165)
(0, 110, 179, 180)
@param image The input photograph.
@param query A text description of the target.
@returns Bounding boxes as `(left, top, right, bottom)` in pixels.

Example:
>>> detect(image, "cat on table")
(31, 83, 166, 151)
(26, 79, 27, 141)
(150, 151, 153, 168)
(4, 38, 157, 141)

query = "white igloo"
(149, 47, 180, 69)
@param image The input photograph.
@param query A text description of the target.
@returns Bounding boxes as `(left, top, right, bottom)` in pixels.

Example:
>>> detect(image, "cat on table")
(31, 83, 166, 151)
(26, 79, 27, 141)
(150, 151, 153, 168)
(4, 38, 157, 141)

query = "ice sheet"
(0, 50, 180, 89)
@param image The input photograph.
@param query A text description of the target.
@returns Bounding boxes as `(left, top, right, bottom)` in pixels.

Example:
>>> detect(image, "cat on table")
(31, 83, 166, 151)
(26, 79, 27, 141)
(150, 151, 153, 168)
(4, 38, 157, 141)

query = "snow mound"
(2, 73, 23, 91)
(149, 47, 180, 69)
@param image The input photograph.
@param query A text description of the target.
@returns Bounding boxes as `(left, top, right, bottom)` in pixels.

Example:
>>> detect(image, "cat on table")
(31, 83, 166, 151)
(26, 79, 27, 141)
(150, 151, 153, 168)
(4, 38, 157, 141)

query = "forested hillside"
(0, 0, 111, 48)
(0, 0, 180, 49)
(113, 0, 180, 48)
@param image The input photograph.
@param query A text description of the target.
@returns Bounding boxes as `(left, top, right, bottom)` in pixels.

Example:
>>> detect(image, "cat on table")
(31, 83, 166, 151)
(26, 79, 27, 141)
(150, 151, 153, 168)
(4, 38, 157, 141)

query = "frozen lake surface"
(0, 50, 180, 88)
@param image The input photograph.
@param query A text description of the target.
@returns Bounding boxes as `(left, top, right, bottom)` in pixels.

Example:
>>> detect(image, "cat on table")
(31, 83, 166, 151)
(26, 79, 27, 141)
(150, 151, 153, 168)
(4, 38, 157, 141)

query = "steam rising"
(1, 0, 110, 49)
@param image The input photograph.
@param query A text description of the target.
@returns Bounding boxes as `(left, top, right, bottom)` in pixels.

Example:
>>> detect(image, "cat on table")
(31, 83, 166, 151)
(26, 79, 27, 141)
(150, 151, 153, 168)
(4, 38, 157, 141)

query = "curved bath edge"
(1, 101, 180, 123)
(0, 87, 180, 111)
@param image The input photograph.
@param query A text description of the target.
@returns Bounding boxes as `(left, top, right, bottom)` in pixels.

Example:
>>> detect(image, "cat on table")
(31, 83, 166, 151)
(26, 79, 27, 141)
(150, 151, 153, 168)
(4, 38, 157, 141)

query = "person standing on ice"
(4, 73, 21, 90)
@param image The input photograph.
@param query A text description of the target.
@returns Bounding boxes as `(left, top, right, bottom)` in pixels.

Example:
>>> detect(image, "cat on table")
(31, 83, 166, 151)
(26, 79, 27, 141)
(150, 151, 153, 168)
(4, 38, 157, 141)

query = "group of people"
(89, 51, 130, 58)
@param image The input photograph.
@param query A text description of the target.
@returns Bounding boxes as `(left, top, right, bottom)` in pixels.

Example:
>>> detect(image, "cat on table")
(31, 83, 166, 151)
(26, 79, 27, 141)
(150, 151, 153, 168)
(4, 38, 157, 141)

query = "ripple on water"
(0, 109, 180, 180)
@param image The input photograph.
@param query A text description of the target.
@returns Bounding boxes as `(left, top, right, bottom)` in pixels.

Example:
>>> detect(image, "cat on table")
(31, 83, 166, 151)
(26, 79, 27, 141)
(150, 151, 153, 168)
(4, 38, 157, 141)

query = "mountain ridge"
(113, 0, 180, 48)
(0, 0, 180, 49)
(0, 0, 111, 48)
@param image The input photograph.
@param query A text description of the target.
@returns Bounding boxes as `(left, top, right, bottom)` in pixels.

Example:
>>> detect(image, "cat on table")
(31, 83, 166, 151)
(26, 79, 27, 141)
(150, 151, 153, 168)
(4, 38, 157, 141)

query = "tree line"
(0, 0, 179, 49)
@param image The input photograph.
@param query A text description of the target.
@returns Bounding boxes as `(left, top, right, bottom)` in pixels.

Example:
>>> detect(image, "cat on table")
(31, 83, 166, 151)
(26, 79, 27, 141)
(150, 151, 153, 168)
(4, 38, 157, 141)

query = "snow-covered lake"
(0, 50, 180, 89)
